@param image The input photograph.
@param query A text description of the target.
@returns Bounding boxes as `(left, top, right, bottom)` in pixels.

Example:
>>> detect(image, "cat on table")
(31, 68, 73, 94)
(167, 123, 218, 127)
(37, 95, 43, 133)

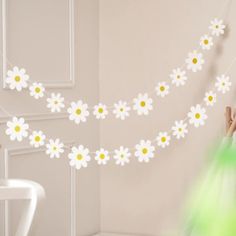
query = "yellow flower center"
(53, 146, 57, 151)
(120, 108, 124, 112)
(54, 101, 58, 104)
(77, 154, 83, 161)
(161, 137, 166, 142)
(178, 128, 182, 132)
(195, 113, 201, 119)
(76, 109, 81, 115)
(177, 75, 180, 79)
(204, 39, 209, 45)
(120, 154, 124, 158)
(35, 87, 41, 93)
(192, 58, 198, 64)
(215, 25, 219, 29)
(14, 125, 21, 132)
(100, 153, 105, 159)
(222, 82, 225, 86)
(160, 86, 165, 91)
(98, 108, 103, 113)
(34, 136, 41, 142)
(208, 96, 213, 101)
(142, 148, 148, 154)
(140, 101, 146, 107)
(14, 76, 21, 82)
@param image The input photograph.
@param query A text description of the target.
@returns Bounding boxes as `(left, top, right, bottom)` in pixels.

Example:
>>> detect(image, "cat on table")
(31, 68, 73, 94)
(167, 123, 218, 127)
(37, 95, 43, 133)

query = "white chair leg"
(15, 191, 37, 236)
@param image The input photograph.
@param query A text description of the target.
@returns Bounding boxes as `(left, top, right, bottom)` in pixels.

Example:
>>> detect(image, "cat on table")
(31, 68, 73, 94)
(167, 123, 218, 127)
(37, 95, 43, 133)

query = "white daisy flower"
(46, 139, 64, 159)
(5, 67, 29, 91)
(170, 68, 188, 87)
(156, 132, 171, 148)
(204, 91, 217, 106)
(209, 18, 226, 36)
(68, 145, 91, 170)
(93, 103, 108, 120)
(185, 50, 204, 72)
(188, 104, 208, 128)
(200, 35, 213, 50)
(29, 130, 46, 148)
(172, 120, 188, 139)
(135, 140, 155, 163)
(113, 146, 131, 166)
(133, 93, 153, 115)
(5, 117, 29, 142)
(155, 82, 170, 98)
(29, 82, 45, 99)
(67, 100, 89, 124)
(215, 74, 231, 94)
(95, 148, 110, 165)
(113, 101, 131, 120)
(47, 93, 65, 112)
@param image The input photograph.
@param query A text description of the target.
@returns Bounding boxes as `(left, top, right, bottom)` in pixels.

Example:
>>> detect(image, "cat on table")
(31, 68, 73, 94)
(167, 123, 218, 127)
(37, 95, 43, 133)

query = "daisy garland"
(156, 132, 171, 148)
(29, 83, 45, 99)
(114, 146, 131, 166)
(46, 139, 64, 159)
(3, 57, 234, 170)
(6, 117, 29, 141)
(29, 130, 46, 147)
(6, 67, 29, 91)
(93, 103, 108, 120)
(3, 18, 226, 123)
(135, 140, 155, 162)
(68, 145, 91, 169)
(95, 149, 110, 165)
(172, 120, 188, 139)
(204, 91, 217, 107)
(2, 17, 233, 170)
(188, 104, 208, 128)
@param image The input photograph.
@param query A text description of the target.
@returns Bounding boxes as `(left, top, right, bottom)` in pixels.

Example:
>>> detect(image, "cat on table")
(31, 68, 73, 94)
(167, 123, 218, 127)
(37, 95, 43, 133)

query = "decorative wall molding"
(1, 1, 77, 234)
(0, 111, 68, 124)
(1, 0, 76, 89)
(3, 141, 76, 236)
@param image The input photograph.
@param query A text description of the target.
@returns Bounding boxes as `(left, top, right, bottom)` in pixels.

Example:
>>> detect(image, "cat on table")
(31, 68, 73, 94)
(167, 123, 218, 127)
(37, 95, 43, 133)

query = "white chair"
(0, 179, 45, 236)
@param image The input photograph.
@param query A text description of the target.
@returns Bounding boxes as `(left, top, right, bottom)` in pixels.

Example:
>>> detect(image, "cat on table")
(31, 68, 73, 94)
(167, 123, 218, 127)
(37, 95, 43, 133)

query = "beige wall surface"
(99, 0, 236, 235)
(1, 0, 236, 236)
